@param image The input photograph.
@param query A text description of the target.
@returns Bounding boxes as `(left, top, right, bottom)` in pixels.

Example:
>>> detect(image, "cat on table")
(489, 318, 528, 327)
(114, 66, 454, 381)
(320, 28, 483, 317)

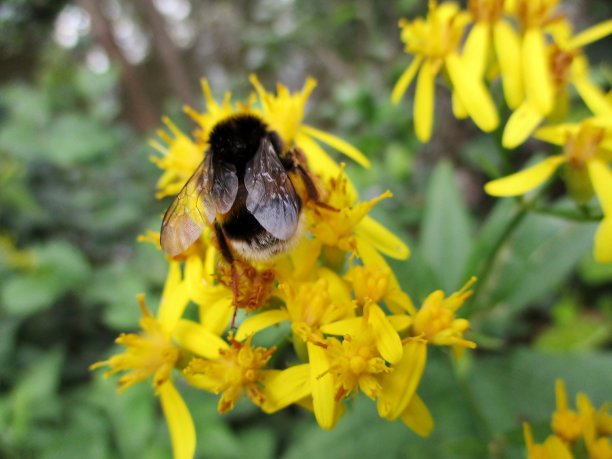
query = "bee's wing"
(160, 156, 214, 256)
(210, 158, 239, 215)
(244, 137, 300, 240)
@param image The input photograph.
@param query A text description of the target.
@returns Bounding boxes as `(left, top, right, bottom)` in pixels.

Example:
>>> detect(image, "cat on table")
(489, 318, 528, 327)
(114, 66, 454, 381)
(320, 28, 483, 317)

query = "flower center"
(514, 0, 560, 29)
(468, 0, 504, 23)
(399, 3, 469, 61)
(549, 45, 576, 87)
(565, 124, 604, 168)
(552, 409, 583, 442)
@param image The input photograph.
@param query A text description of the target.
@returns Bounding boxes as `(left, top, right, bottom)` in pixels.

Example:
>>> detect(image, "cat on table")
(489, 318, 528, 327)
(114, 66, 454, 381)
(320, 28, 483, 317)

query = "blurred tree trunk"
(135, 0, 196, 106)
(77, 0, 158, 133)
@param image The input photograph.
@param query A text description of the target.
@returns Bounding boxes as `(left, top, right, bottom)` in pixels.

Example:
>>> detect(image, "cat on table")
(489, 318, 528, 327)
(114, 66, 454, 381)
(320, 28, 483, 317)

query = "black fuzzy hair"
(208, 114, 270, 163)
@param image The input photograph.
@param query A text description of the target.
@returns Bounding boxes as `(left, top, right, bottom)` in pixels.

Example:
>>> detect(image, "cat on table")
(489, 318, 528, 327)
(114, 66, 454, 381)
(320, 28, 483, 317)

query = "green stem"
(466, 197, 531, 315)
(531, 207, 603, 222)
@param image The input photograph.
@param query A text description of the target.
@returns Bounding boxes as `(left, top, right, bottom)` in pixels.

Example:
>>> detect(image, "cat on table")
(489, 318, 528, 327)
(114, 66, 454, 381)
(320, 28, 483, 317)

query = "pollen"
(217, 259, 276, 311)
(549, 45, 577, 88)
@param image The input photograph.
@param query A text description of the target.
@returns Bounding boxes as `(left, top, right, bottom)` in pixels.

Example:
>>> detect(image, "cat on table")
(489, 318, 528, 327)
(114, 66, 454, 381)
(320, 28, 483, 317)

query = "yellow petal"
(235, 309, 290, 341)
(446, 53, 499, 132)
(294, 131, 344, 182)
(158, 262, 189, 331)
(301, 125, 370, 168)
(452, 92, 468, 120)
(574, 77, 612, 117)
(320, 317, 363, 336)
(385, 290, 416, 316)
(414, 60, 436, 142)
(317, 267, 352, 302)
(533, 123, 575, 146)
(391, 57, 423, 105)
(199, 295, 233, 336)
(260, 364, 311, 413)
(387, 315, 412, 331)
(555, 379, 568, 410)
(356, 238, 415, 314)
(462, 22, 490, 78)
(594, 218, 612, 264)
(159, 382, 196, 459)
(308, 342, 337, 429)
(484, 155, 566, 196)
(543, 435, 574, 459)
(494, 20, 523, 108)
(522, 29, 554, 114)
(399, 393, 434, 437)
(568, 20, 612, 49)
(588, 159, 612, 215)
(502, 101, 545, 148)
(377, 339, 427, 421)
(173, 319, 229, 359)
(367, 302, 403, 365)
(288, 238, 323, 281)
(355, 216, 410, 260)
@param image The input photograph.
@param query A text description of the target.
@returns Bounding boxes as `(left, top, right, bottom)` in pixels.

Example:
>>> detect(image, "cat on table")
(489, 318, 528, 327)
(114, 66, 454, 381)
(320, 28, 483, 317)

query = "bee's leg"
(283, 148, 318, 201)
(214, 223, 240, 329)
(214, 222, 234, 264)
(285, 148, 339, 212)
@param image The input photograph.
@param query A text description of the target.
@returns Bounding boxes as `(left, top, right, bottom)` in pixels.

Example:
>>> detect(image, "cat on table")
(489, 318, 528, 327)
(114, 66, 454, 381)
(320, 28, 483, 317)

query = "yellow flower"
(346, 238, 415, 315)
(376, 339, 431, 436)
(325, 332, 391, 401)
(317, 302, 431, 436)
(486, 118, 612, 262)
(411, 277, 478, 353)
(522, 379, 611, 459)
(249, 74, 370, 176)
(183, 335, 310, 414)
(392, 0, 498, 142)
(91, 262, 195, 459)
(502, 12, 612, 148)
(308, 168, 410, 260)
(523, 422, 574, 459)
(552, 379, 583, 443)
(150, 118, 205, 199)
(235, 268, 354, 344)
(577, 393, 612, 459)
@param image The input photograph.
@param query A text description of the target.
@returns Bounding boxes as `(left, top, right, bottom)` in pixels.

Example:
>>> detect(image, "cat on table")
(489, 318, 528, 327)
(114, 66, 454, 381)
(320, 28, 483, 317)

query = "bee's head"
(209, 114, 275, 161)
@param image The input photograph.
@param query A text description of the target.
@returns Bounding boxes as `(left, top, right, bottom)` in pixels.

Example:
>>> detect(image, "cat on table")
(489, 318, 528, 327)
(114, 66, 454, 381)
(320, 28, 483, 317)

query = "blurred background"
(0, 1, 611, 458)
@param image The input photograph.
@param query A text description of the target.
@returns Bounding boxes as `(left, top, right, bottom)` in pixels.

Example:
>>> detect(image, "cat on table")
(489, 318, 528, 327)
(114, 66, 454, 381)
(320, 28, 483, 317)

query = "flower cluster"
(93, 76, 477, 458)
(393, 0, 612, 263)
(523, 380, 611, 459)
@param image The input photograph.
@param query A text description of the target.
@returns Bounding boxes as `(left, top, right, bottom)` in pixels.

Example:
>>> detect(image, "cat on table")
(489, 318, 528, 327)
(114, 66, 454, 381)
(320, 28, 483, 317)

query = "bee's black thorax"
(208, 114, 283, 177)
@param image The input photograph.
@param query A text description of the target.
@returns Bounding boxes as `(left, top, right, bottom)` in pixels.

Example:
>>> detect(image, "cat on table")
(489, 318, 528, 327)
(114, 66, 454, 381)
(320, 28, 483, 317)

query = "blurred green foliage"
(0, 1, 611, 458)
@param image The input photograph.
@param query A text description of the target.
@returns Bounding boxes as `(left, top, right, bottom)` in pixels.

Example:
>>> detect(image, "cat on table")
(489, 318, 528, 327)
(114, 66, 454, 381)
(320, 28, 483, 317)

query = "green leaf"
(9, 348, 64, 446)
(1, 241, 90, 316)
(45, 114, 119, 165)
(89, 375, 160, 459)
(421, 161, 473, 292)
(475, 213, 596, 335)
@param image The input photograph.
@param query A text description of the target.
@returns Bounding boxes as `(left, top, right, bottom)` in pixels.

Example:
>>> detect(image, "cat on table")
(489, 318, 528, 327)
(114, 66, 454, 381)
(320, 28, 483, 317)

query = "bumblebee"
(160, 114, 319, 263)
